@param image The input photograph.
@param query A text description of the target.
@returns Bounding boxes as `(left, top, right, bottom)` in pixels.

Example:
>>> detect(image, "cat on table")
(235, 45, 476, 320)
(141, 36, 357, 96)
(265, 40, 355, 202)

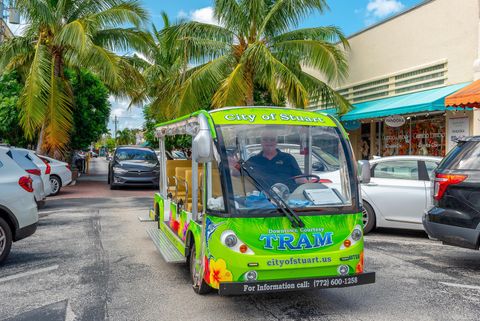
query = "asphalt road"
(1, 158, 480, 321)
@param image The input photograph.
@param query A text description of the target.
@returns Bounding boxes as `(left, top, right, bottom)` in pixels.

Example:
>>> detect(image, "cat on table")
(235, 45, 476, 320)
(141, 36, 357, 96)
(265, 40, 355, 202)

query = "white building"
(309, 0, 480, 159)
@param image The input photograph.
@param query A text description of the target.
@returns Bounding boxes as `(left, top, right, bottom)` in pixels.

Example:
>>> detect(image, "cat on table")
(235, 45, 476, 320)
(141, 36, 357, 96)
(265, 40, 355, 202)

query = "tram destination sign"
(218, 272, 375, 295)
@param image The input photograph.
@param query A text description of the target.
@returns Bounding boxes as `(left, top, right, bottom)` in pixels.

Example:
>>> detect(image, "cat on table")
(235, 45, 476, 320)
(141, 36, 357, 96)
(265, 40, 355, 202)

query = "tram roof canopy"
(320, 82, 470, 121)
(445, 80, 480, 108)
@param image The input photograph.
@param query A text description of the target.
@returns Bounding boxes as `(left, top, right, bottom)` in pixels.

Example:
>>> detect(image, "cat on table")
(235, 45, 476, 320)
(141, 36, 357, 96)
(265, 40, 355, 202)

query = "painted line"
(439, 282, 480, 291)
(0, 265, 59, 283)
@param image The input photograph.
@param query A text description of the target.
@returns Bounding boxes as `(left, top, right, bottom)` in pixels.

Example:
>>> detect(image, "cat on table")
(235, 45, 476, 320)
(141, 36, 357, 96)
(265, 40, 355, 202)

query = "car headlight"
(113, 167, 128, 174)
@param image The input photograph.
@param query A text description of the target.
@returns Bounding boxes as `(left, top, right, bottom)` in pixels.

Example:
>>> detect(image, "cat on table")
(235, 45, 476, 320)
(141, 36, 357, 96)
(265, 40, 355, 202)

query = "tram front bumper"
(218, 272, 375, 295)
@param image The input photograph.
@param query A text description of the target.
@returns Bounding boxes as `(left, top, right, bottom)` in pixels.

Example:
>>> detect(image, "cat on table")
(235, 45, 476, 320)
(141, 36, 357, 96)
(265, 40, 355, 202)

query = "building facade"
(309, 0, 480, 159)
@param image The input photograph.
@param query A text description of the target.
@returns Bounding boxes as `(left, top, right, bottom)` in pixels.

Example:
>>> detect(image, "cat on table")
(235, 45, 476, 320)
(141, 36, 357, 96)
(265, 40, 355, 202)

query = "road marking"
(439, 282, 480, 291)
(0, 265, 59, 283)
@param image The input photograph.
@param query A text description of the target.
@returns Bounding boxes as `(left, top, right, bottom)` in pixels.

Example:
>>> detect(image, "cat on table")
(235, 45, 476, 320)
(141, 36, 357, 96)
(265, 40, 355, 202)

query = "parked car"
(38, 155, 73, 196)
(8, 148, 47, 206)
(361, 155, 442, 233)
(108, 146, 160, 189)
(0, 147, 38, 264)
(11, 148, 53, 197)
(423, 136, 480, 249)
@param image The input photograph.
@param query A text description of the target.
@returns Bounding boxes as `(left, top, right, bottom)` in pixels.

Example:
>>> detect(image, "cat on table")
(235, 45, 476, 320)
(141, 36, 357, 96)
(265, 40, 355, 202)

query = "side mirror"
(358, 160, 371, 184)
(192, 115, 214, 163)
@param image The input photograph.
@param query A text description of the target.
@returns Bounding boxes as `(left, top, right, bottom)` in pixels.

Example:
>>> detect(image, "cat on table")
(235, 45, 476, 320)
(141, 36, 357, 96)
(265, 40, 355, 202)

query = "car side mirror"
(358, 160, 371, 184)
(192, 115, 214, 163)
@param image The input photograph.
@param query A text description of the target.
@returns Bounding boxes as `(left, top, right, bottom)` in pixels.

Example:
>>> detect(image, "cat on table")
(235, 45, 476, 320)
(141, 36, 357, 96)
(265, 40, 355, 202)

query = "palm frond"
(273, 40, 348, 83)
(0, 36, 35, 71)
(93, 28, 154, 55)
(44, 66, 73, 152)
(19, 42, 52, 139)
(212, 63, 248, 107)
(245, 42, 309, 107)
(174, 55, 234, 115)
(272, 26, 349, 49)
(213, 0, 248, 34)
(81, 44, 121, 89)
(55, 20, 88, 53)
(87, 1, 149, 29)
(298, 71, 352, 114)
(259, 0, 329, 36)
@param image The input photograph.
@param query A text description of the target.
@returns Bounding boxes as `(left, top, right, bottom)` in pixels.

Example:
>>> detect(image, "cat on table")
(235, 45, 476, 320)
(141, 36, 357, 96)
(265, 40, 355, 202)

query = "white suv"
(0, 147, 38, 264)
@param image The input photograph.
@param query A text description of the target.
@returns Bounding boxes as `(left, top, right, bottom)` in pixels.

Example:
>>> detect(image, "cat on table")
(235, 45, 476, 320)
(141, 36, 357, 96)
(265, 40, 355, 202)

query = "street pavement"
(1, 158, 480, 320)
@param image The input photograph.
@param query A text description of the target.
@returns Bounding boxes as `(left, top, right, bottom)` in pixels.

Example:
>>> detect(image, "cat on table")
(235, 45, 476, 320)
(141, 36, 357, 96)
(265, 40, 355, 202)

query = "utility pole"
(114, 115, 119, 139)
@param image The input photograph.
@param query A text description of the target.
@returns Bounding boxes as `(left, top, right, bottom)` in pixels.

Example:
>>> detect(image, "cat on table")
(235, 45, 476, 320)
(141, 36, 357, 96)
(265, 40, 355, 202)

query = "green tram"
(146, 107, 375, 295)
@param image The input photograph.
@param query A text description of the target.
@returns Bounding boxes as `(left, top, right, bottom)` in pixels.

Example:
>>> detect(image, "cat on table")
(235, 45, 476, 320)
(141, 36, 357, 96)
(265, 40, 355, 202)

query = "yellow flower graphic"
(208, 258, 233, 289)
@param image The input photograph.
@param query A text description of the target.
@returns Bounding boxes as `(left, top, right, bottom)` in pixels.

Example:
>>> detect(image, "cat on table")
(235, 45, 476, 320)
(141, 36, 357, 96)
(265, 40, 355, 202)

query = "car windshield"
(115, 149, 158, 163)
(216, 124, 353, 214)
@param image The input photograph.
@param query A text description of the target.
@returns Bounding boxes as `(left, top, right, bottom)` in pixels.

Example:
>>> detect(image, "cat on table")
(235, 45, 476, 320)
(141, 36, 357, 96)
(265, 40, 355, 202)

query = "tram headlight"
(245, 270, 258, 281)
(337, 265, 349, 276)
(225, 234, 238, 247)
(351, 228, 362, 242)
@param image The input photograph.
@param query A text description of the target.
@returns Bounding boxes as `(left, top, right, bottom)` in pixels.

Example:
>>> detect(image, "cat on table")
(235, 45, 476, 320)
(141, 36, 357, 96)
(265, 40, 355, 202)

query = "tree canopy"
(146, 0, 351, 118)
(69, 70, 111, 150)
(0, 0, 152, 154)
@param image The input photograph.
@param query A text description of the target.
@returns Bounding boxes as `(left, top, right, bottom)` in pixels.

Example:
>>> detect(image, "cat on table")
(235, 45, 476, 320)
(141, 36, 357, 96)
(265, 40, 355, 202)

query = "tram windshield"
(216, 124, 353, 214)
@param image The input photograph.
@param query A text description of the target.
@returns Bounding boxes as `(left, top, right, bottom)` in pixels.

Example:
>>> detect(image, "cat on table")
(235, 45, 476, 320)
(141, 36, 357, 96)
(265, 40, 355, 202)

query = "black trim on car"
(14, 222, 37, 241)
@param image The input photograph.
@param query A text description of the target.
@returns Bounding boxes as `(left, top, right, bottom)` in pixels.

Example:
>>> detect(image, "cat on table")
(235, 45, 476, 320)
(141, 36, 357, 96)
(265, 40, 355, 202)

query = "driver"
(245, 131, 304, 191)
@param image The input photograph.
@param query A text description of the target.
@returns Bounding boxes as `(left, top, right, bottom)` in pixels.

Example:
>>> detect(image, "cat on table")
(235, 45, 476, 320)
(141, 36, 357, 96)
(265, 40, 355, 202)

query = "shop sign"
(447, 117, 470, 151)
(342, 120, 361, 131)
(385, 115, 406, 127)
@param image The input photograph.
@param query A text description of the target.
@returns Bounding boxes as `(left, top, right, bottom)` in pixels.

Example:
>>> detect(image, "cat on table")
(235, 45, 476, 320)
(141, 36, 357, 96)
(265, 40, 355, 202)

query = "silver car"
(361, 155, 442, 233)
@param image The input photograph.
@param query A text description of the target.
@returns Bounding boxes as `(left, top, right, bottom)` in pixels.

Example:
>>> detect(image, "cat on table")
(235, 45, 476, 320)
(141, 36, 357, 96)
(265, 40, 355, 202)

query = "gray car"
(108, 146, 160, 189)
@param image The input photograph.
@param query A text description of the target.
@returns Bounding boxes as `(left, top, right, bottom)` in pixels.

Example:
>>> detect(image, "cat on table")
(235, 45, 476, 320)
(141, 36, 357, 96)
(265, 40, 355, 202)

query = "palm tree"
(0, 0, 152, 153)
(131, 12, 191, 120)
(116, 128, 136, 145)
(156, 0, 351, 117)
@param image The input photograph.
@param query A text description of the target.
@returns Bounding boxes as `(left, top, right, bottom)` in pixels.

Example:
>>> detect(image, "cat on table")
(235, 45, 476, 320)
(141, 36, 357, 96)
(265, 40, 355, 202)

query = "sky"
(8, 0, 424, 134)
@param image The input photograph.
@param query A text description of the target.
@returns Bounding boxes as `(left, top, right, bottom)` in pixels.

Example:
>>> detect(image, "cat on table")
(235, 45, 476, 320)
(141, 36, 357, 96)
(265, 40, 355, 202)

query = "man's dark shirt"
(246, 149, 302, 191)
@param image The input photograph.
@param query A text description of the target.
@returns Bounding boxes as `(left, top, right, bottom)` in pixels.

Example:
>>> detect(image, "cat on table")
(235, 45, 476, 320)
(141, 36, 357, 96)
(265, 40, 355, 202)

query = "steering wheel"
(290, 174, 321, 183)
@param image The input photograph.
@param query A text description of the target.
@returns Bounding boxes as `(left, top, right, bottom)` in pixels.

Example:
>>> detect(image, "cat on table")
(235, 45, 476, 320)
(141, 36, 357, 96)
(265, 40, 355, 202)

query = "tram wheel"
(189, 244, 212, 295)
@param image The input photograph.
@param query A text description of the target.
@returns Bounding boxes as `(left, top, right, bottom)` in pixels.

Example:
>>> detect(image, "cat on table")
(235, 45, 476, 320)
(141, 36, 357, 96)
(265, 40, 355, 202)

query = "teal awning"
(318, 83, 470, 121)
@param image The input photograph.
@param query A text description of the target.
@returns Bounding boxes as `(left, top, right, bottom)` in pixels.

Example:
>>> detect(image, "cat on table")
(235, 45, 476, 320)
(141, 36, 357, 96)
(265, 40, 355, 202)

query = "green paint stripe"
(160, 221, 186, 256)
(210, 107, 337, 127)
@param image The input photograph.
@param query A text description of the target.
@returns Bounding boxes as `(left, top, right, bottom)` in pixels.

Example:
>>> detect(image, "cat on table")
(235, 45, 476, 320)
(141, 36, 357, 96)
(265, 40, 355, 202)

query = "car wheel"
(107, 170, 111, 184)
(362, 201, 376, 234)
(49, 175, 62, 196)
(189, 244, 211, 295)
(0, 217, 13, 265)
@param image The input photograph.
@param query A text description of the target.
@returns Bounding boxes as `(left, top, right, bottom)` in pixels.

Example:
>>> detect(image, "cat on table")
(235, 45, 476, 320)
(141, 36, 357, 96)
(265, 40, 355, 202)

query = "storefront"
(321, 83, 471, 159)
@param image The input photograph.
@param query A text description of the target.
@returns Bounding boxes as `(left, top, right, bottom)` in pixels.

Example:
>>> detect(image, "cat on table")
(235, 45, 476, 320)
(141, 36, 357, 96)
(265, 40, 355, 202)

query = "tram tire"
(189, 244, 212, 295)
(362, 201, 376, 234)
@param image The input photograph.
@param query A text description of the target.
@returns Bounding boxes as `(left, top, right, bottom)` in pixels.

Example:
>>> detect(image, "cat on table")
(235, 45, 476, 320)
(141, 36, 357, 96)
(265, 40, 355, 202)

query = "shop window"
(382, 115, 445, 157)
(373, 160, 419, 180)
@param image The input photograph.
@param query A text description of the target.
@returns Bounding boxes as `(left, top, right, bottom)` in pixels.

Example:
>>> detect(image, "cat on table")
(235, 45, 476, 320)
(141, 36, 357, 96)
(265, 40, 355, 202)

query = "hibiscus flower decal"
(208, 258, 233, 289)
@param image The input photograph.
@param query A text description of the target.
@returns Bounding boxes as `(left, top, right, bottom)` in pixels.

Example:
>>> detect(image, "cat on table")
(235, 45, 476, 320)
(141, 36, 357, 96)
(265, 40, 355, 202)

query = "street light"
(0, 0, 19, 43)
(0, 0, 20, 24)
